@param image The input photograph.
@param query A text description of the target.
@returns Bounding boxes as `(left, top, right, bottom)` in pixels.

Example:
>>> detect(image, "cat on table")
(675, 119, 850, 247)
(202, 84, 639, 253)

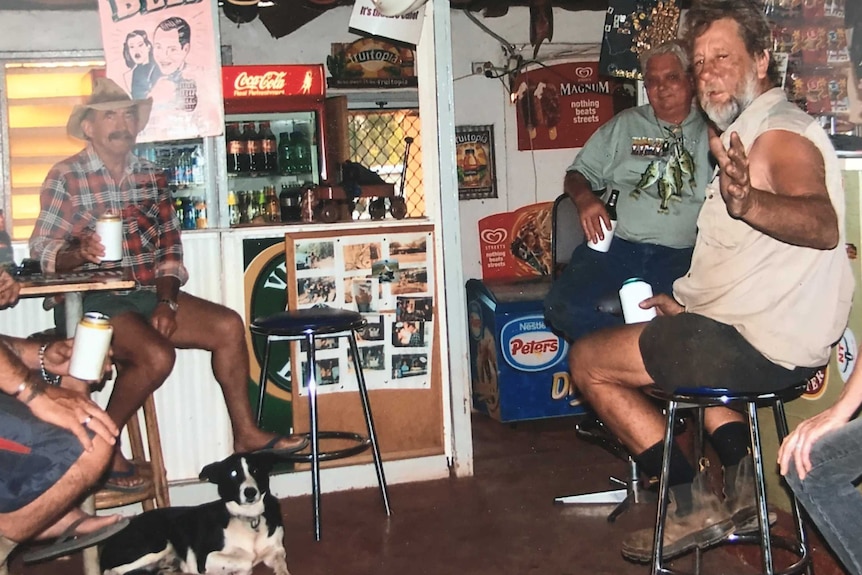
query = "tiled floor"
(10, 415, 847, 574)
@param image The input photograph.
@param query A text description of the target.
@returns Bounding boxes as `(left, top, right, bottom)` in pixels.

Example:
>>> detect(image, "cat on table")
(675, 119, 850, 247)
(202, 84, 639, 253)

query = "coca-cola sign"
(222, 65, 325, 99)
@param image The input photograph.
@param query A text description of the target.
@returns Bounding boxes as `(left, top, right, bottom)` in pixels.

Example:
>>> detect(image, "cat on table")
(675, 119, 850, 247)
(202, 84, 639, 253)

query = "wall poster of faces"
(286, 227, 435, 394)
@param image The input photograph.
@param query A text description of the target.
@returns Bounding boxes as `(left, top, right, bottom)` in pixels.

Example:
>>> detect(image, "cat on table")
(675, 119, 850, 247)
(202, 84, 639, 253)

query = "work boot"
(621, 474, 734, 562)
(724, 455, 777, 535)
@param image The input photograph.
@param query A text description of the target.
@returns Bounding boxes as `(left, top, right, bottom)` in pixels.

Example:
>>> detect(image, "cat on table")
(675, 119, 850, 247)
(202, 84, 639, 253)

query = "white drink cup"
(587, 219, 616, 252)
(619, 278, 657, 324)
(96, 214, 123, 262)
(69, 312, 114, 381)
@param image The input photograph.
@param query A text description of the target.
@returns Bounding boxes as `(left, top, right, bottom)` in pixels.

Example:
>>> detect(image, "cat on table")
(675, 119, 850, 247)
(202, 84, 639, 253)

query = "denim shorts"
(0, 393, 83, 513)
(640, 313, 818, 393)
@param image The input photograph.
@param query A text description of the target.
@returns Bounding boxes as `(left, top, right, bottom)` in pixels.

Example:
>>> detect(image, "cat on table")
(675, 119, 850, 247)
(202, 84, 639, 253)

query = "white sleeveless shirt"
(673, 88, 854, 369)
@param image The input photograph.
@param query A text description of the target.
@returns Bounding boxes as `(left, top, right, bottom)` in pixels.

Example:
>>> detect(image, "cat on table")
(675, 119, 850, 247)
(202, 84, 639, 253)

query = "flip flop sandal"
(22, 516, 130, 564)
(252, 435, 310, 456)
(102, 463, 149, 493)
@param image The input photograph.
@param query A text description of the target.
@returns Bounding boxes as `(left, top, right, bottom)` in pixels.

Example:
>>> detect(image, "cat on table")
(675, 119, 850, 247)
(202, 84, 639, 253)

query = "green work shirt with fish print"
(568, 103, 709, 249)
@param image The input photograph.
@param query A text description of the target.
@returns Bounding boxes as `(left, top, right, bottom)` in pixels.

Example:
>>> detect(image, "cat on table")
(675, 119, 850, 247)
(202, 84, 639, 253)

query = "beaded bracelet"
(39, 342, 62, 387)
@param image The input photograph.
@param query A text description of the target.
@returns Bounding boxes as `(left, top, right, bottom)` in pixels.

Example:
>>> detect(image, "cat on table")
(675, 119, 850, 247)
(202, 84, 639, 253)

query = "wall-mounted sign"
(348, 0, 424, 46)
(327, 39, 417, 89)
(513, 62, 634, 151)
(599, 0, 681, 79)
(97, 0, 224, 142)
(456, 125, 497, 201)
(478, 202, 553, 281)
(222, 65, 325, 99)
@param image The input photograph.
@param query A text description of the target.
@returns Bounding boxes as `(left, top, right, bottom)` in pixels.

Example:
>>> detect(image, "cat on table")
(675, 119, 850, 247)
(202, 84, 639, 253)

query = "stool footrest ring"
(281, 430, 371, 463)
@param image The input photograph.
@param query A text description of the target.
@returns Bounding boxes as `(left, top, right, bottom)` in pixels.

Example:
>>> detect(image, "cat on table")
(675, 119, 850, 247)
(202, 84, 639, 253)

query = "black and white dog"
(100, 452, 289, 575)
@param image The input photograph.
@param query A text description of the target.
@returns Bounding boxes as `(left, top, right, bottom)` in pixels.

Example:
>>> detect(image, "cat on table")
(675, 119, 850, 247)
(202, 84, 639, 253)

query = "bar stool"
(250, 307, 391, 541)
(644, 382, 812, 575)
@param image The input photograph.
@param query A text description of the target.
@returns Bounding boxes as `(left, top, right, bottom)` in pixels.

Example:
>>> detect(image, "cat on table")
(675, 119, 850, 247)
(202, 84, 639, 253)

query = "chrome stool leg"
(747, 402, 774, 575)
(348, 333, 391, 515)
(255, 337, 274, 425)
(305, 333, 323, 541)
(652, 399, 678, 575)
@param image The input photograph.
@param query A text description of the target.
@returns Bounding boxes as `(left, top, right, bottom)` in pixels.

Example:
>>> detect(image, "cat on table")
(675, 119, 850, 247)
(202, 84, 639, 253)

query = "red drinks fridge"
(222, 65, 343, 225)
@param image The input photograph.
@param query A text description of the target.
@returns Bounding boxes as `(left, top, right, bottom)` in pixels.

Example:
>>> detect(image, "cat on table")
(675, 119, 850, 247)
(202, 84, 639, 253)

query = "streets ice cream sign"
(514, 61, 627, 150)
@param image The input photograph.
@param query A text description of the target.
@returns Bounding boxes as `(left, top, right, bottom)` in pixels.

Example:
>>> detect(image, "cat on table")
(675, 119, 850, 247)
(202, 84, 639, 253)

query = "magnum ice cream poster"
(456, 125, 497, 200)
(96, 0, 224, 143)
(513, 62, 630, 151)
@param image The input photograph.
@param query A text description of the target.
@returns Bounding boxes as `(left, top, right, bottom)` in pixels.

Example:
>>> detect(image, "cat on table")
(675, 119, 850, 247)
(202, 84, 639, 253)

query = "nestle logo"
(500, 314, 567, 372)
(234, 71, 287, 92)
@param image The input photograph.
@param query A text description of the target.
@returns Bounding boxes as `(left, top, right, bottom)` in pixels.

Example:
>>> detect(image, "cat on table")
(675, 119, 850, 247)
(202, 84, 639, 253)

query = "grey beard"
(702, 98, 743, 131)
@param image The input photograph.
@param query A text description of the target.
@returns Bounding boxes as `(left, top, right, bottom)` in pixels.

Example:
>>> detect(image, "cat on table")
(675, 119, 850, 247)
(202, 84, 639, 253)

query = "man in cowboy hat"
(29, 77, 307, 492)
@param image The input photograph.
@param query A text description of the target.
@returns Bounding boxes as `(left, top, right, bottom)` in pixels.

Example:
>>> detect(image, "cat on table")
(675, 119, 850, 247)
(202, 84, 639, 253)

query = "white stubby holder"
(619, 278, 657, 324)
(96, 214, 123, 262)
(69, 312, 114, 381)
(587, 219, 616, 253)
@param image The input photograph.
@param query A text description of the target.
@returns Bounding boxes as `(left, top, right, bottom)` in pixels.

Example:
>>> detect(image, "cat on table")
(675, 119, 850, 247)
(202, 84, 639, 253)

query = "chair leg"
(255, 338, 273, 425)
(746, 401, 774, 575)
(305, 334, 322, 541)
(348, 334, 391, 516)
(143, 395, 170, 508)
(652, 400, 678, 575)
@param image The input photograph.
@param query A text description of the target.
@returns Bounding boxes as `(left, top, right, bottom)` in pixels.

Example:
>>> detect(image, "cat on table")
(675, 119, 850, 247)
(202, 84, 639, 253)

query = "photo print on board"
(343, 241, 381, 272)
(356, 315, 385, 342)
(371, 258, 400, 283)
(297, 276, 337, 305)
(392, 353, 428, 379)
(388, 234, 427, 264)
(396, 296, 433, 322)
(295, 241, 335, 271)
(299, 358, 342, 394)
(349, 344, 386, 372)
(391, 265, 428, 295)
(392, 320, 426, 347)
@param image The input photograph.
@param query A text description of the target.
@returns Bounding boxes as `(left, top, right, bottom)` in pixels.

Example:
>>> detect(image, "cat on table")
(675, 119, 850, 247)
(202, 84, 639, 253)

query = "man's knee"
(119, 336, 176, 382)
(568, 338, 595, 392)
(198, 304, 245, 343)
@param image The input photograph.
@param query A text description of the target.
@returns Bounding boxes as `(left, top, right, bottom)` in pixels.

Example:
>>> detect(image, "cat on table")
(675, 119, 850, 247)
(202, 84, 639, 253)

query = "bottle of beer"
(226, 123, 244, 173)
(242, 122, 260, 174)
(227, 191, 240, 227)
(290, 124, 313, 175)
(587, 189, 619, 253)
(259, 122, 278, 174)
(278, 132, 293, 175)
(606, 189, 620, 222)
(265, 186, 281, 223)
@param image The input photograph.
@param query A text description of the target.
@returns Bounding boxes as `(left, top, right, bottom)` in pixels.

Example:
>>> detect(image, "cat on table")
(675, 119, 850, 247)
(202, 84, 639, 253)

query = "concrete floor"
(10, 415, 848, 575)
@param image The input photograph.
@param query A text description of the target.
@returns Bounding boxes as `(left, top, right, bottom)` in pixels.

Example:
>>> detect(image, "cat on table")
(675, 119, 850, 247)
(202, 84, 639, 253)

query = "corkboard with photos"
(762, 0, 862, 129)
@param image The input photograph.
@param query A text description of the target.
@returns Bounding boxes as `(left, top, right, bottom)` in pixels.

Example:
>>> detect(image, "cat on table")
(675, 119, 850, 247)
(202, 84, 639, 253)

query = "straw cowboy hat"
(66, 77, 153, 140)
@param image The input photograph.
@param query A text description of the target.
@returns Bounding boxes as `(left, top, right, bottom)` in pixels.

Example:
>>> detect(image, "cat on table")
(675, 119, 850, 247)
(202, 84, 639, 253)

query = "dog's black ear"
(199, 459, 224, 484)
(247, 451, 278, 473)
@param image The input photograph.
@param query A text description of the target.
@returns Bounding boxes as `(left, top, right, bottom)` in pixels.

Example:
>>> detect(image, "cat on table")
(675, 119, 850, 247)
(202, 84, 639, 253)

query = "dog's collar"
(242, 515, 261, 529)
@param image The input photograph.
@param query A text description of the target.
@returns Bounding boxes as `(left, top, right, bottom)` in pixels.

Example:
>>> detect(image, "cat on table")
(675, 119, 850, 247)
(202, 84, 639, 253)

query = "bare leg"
(170, 292, 304, 452)
(0, 436, 116, 542)
(569, 323, 665, 453)
(104, 312, 175, 485)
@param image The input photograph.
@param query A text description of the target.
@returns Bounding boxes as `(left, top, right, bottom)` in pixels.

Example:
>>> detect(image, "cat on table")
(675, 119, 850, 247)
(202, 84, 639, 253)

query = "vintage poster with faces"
(97, 0, 224, 142)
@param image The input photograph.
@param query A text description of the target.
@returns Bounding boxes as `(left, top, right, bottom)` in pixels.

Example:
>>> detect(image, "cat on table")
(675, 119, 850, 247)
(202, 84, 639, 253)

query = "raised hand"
(0, 267, 20, 309)
(709, 129, 755, 219)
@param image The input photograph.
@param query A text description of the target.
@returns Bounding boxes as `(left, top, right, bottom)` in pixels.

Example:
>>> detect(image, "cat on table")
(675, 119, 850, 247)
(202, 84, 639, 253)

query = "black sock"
(634, 441, 696, 515)
(634, 440, 696, 487)
(709, 421, 751, 468)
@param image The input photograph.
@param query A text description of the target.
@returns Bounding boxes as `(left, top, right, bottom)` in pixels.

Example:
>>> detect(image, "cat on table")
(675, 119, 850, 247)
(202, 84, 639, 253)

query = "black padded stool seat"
(250, 306, 390, 541)
(643, 381, 812, 575)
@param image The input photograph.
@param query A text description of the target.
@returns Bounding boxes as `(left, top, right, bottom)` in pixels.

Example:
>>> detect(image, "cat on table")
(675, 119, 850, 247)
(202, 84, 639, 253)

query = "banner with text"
(348, 0, 424, 46)
(97, 0, 224, 142)
(478, 203, 553, 281)
(513, 61, 634, 151)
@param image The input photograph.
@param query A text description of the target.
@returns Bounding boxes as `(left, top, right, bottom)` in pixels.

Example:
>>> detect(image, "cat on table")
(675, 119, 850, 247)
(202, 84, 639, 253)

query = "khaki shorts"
(54, 290, 159, 336)
(639, 313, 818, 393)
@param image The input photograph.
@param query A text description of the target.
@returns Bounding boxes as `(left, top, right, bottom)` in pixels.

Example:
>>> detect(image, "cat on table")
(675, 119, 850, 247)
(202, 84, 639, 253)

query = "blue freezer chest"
(466, 278, 587, 422)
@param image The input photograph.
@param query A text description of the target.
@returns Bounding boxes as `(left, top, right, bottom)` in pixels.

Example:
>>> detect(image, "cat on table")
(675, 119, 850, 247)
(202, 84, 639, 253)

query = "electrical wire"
(462, 10, 517, 57)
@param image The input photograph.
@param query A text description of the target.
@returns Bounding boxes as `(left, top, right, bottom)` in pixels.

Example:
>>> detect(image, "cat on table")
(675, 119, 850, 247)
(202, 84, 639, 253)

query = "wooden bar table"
(17, 270, 136, 336)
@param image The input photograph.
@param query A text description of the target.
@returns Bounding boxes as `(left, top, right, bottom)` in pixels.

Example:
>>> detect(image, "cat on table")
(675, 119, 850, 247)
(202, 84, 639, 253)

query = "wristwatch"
(158, 298, 179, 312)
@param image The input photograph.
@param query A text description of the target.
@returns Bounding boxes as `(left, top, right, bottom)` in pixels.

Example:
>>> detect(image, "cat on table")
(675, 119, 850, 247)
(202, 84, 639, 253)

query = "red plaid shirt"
(30, 145, 188, 289)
